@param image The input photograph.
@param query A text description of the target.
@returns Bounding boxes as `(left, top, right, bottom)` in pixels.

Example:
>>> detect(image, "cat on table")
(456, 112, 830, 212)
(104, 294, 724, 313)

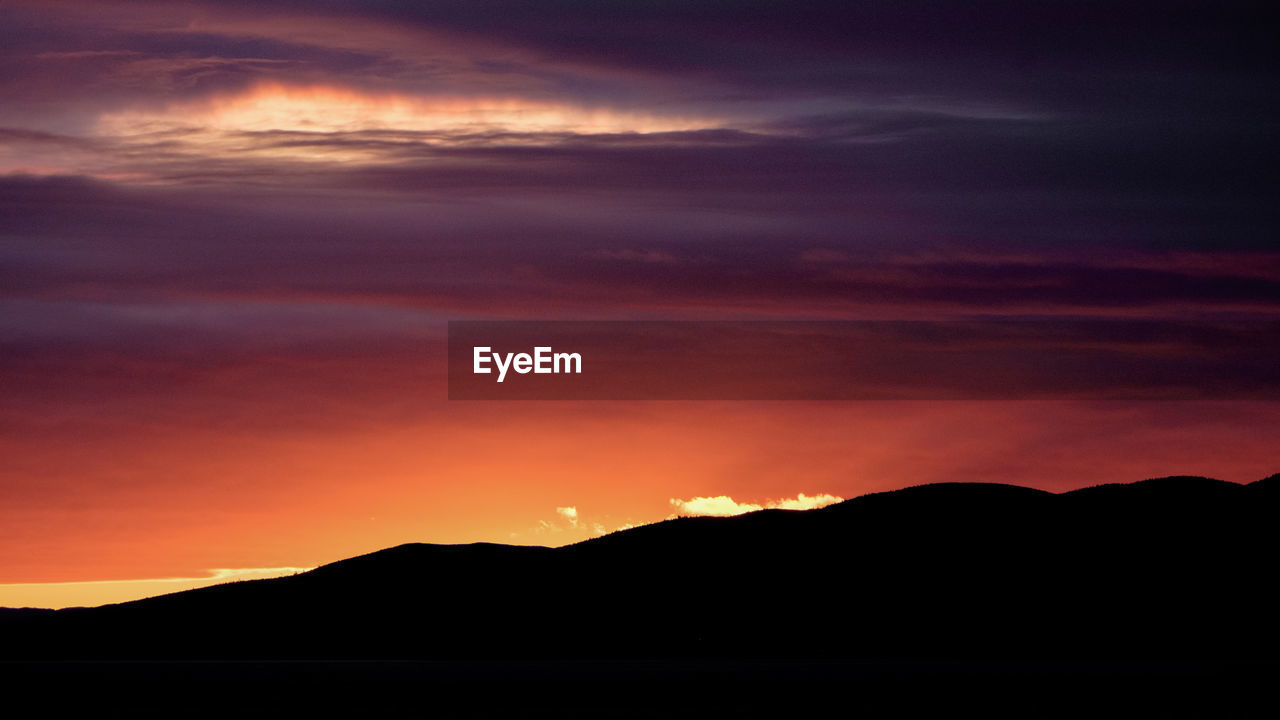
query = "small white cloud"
(206, 567, 313, 581)
(769, 492, 845, 511)
(669, 492, 844, 517)
(535, 506, 644, 539)
(555, 506, 580, 528)
(670, 495, 764, 517)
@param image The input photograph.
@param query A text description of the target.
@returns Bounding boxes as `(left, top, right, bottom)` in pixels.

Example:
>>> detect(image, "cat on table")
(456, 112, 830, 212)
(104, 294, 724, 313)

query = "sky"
(1, 1, 1277, 607)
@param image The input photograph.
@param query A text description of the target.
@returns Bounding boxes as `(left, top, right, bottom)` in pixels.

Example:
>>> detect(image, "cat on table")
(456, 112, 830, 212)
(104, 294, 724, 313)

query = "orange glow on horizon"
(0, 567, 313, 610)
(5, 393, 1277, 611)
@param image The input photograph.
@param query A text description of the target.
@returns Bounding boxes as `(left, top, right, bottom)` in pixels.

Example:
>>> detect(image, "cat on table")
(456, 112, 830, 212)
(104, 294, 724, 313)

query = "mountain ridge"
(2, 474, 1274, 666)
(2, 475, 1269, 611)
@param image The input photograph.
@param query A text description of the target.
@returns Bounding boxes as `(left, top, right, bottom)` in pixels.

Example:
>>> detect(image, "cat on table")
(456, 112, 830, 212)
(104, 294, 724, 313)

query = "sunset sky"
(2, 1, 1277, 607)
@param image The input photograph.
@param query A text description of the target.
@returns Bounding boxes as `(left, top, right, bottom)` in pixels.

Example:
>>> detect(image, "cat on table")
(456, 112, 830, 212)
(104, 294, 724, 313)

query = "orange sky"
(4, 393, 1278, 607)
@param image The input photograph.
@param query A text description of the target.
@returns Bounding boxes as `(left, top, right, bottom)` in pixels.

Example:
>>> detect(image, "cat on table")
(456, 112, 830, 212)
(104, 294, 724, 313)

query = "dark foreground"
(2, 476, 1275, 716)
(2, 658, 1270, 718)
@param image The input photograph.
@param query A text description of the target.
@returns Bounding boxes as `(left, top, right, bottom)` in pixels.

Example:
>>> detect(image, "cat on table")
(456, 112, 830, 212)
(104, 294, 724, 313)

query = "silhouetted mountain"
(0, 607, 55, 621)
(4, 475, 1274, 669)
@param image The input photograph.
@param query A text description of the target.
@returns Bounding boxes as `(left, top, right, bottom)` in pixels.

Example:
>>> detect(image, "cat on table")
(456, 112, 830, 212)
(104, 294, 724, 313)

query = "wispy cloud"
(0, 567, 313, 609)
(530, 505, 633, 540)
(555, 505, 580, 528)
(670, 492, 844, 517)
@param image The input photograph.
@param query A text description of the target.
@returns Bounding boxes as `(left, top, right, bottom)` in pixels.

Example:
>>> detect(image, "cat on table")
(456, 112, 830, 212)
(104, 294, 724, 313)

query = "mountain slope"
(3, 476, 1274, 664)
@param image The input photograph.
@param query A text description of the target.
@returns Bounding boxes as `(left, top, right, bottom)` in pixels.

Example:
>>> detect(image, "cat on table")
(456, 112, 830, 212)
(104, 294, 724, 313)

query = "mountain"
(2, 476, 1273, 716)
(3, 476, 1274, 665)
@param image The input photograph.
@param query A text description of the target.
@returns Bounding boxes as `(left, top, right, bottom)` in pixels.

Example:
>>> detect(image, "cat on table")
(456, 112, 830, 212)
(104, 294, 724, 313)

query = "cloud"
(555, 505, 580, 528)
(543, 495, 848, 538)
(669, 492, 844, 517)
(535, 506, 634, 539)
(669, 496, 763, 517)
(768, 493, 846, 511)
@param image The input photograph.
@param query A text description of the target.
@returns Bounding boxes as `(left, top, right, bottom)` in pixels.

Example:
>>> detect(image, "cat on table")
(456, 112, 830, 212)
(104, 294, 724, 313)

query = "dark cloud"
(1, 0, 1276, 398)
(3, 168, 1278, 323)
(6, 1, 1274, 113)
(199, 1, 1276, 77)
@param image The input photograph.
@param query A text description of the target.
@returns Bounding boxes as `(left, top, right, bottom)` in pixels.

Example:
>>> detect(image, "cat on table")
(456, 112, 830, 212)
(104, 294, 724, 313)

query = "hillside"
(4, 475, 1274, 665)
